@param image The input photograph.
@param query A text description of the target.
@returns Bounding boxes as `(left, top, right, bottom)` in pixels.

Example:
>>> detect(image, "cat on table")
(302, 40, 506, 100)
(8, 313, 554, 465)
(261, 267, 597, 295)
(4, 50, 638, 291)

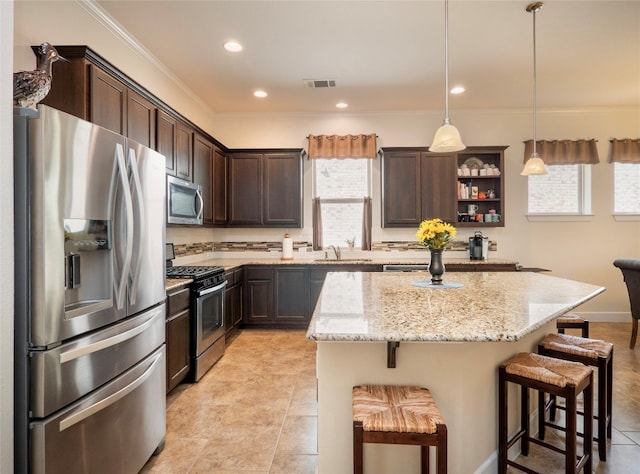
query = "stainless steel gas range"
(166, 246, 227, 381)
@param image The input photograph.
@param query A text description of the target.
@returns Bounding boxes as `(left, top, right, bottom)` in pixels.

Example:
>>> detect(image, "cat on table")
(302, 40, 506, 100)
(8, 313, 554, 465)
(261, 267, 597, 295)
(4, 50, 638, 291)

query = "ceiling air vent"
(303, 79, 336, 88)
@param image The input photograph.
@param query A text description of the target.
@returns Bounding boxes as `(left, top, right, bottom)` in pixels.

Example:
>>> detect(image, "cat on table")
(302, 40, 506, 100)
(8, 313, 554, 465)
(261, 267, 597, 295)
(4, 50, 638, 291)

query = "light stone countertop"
(165, 278, 192, 292)
(306, 271, 605, 343)
(171, 255, 519, 271)
(164, 255, 520, 291)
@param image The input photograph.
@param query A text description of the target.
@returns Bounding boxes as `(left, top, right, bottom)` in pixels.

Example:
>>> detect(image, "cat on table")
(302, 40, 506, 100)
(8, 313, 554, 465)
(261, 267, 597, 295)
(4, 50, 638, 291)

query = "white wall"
(1, 2, 14, 472)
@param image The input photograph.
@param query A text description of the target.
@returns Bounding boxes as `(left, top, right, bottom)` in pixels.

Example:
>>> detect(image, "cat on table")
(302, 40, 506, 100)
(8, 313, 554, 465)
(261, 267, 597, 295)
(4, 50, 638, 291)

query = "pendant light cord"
(444, 0, 450, 122)
(527, 2, 543, 156)
(532, 5, 537, 156)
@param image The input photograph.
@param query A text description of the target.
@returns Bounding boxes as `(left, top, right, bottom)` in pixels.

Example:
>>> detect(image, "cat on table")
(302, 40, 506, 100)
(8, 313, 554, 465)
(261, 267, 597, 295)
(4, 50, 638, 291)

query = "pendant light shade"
(521, 152, 546, 175)
(430, 0, 465, 152)
(521, 2, 547, 176)
(430, 119, 465, 153)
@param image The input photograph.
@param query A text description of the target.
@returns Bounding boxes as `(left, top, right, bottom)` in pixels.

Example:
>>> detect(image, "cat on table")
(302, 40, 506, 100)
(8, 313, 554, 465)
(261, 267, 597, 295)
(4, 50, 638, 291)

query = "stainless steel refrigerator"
(14, 105, 167, 474)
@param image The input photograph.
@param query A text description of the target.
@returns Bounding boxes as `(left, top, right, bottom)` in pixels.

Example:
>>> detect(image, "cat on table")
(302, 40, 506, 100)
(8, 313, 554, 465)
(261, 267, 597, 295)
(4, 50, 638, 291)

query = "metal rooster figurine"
(13, 42, 67, 108)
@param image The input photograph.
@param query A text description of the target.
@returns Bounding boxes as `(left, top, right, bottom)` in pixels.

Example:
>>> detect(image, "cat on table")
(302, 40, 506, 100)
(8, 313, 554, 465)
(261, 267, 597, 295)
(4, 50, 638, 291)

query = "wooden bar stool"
(352, 384, 447, 474)
(498, 352, 593, 474)
(538, 332, 613, 461)
(557, 313, 590, 338)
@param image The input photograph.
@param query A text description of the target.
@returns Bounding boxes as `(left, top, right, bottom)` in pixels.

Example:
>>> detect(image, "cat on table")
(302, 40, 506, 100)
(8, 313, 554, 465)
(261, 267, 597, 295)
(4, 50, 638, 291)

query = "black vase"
(429, 248, 445, 285)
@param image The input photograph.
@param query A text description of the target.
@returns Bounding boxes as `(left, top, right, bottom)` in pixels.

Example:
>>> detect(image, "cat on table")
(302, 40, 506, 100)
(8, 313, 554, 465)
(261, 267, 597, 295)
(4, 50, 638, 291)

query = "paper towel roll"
(282, 234, 294, 260)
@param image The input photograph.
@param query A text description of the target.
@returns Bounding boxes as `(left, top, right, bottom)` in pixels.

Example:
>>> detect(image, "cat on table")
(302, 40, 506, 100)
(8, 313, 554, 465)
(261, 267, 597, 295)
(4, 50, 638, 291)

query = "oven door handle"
(197, 281, 227, 296)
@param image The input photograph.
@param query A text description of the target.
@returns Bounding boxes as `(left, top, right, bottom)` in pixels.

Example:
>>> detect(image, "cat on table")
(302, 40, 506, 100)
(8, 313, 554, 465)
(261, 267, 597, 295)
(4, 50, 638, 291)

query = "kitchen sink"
(313, 258, 373, 263)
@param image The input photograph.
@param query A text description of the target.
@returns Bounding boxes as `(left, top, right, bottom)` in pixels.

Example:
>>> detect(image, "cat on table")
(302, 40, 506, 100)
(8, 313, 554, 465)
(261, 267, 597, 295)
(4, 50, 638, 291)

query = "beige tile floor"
(142, 323, 640, 473)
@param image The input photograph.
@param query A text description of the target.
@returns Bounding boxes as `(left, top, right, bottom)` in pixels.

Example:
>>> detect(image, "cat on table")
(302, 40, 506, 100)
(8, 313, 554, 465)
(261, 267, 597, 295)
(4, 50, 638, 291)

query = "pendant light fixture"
(429, 0, 465, 152)
(521, 2, 547, 176)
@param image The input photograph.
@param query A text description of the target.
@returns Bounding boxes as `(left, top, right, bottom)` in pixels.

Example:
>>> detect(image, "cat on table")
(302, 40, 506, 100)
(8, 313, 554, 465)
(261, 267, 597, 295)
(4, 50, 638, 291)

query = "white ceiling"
(95, 0, 640, 114)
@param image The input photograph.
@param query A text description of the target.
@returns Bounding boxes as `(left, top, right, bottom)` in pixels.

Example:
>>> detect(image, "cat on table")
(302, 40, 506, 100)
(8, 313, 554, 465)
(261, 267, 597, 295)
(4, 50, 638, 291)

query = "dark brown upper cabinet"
(212, 147, 228, 225)
(40, 49, 155, 148)
(382, 148, 457, 227)
(157, 110, 193, 180)
(228, 150, 303, 228)
(37, 45, 224, 187)
(126, 89, 156, 149)
(175, 122, 194, 181)
(193, 133, 214, 225)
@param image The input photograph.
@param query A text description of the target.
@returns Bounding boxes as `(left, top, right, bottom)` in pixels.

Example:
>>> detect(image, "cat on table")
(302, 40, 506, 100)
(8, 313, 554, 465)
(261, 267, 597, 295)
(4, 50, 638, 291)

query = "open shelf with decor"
(456, 146, 507, 227)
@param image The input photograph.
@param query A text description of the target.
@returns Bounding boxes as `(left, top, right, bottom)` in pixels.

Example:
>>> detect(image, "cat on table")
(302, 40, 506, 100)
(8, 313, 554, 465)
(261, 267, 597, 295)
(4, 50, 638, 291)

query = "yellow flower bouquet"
(416, 218, 457, 250)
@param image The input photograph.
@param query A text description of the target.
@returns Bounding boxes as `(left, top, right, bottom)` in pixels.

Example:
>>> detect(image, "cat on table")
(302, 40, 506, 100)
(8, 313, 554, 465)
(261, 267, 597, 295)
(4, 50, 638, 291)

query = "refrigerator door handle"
(127, 147, 146, 306)
(114, 144, 134, 310)
(58, 349, 163, 431)
(58, 306, 162, 363)
(195, 188, 204, 221)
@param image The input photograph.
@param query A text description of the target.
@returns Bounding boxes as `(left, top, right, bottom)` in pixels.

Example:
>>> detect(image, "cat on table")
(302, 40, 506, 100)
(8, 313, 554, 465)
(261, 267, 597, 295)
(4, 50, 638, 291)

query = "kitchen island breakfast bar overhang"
(306, 271, 605, 474)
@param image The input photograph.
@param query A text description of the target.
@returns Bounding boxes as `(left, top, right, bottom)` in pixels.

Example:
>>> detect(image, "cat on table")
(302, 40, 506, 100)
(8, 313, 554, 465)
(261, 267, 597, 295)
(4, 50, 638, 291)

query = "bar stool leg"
(566, 388, 578, 474)
(420, 446, 429, 474)
(607, 354, 613, 438)
(584, 378, 594, 474)
(582, 321, 590, 338)
(597, 356, 608, 460)
(353, 421, 364, 474)
(521, 384, 530, 456)
(538, 389, 546, 441)
(436, 427, 447, 474)
(498, 368, 508, 474)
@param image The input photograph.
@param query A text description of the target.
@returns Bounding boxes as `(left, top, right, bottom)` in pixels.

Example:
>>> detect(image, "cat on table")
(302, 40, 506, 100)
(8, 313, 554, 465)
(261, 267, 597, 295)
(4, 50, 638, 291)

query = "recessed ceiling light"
(254, 90, 268, 98)
(336, 102, 348, 109)
(450, 86, 465, 95)
(224, 41, 243, 52)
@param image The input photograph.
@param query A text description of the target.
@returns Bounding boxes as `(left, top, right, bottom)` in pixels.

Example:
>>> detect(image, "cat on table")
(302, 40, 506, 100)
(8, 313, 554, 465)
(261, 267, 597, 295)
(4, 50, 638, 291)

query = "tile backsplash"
(173, 240, 496, 258)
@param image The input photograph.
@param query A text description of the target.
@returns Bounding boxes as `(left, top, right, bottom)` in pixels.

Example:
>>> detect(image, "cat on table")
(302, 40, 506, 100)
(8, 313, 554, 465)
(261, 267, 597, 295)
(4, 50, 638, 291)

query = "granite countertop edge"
(165, 278, 193, 292)
(305, 273, 605, 343)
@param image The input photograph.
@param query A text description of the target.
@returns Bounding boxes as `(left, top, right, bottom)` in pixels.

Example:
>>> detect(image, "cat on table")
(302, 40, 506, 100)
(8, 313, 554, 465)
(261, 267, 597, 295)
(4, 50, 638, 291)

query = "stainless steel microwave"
(167, 175, 203, 225)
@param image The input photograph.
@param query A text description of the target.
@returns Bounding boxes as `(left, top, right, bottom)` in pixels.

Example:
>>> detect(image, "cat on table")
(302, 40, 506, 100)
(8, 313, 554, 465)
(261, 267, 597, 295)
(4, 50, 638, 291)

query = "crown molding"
(74, 0, 216, 116)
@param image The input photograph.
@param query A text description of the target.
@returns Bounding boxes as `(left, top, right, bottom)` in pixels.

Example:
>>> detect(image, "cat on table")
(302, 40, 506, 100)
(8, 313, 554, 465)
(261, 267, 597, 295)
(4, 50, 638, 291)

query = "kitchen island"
(306, 271, 605, 474)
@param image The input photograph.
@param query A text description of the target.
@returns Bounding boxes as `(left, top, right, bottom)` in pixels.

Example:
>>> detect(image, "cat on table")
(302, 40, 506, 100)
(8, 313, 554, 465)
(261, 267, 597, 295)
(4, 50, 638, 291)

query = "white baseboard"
(570, 311, 631, 323)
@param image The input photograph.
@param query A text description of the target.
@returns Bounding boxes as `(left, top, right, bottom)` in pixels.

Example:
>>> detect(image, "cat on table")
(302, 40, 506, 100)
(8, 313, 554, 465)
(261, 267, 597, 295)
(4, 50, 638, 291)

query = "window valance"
(609, 138, 640, 163)
(523, 139, 599, 165)
(307, 134, 377, 159)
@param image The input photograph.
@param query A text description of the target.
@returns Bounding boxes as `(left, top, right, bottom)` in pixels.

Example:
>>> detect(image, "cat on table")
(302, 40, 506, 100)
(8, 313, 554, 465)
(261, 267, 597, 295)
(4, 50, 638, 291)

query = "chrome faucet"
(328, 245, 341, 261)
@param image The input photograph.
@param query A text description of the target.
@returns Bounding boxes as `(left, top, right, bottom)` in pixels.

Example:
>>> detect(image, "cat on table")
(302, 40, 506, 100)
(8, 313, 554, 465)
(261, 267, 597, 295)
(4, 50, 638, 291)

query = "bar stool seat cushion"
(352, 385, 445, 434)
(557, 313, 587, 325)
(504, 352, 592, 388)
(540, 333, 613, 360)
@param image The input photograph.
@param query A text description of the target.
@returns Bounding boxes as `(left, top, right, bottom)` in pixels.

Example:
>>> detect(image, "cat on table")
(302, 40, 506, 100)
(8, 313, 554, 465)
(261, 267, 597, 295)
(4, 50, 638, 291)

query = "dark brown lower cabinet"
(224, 267, 244, 338)
(243, 266, 308, 328)
(244, 266, 273, 325)
(165, 287, 191, 393)
(274, 267, 308, 324)
(243, 264, 383, 329)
